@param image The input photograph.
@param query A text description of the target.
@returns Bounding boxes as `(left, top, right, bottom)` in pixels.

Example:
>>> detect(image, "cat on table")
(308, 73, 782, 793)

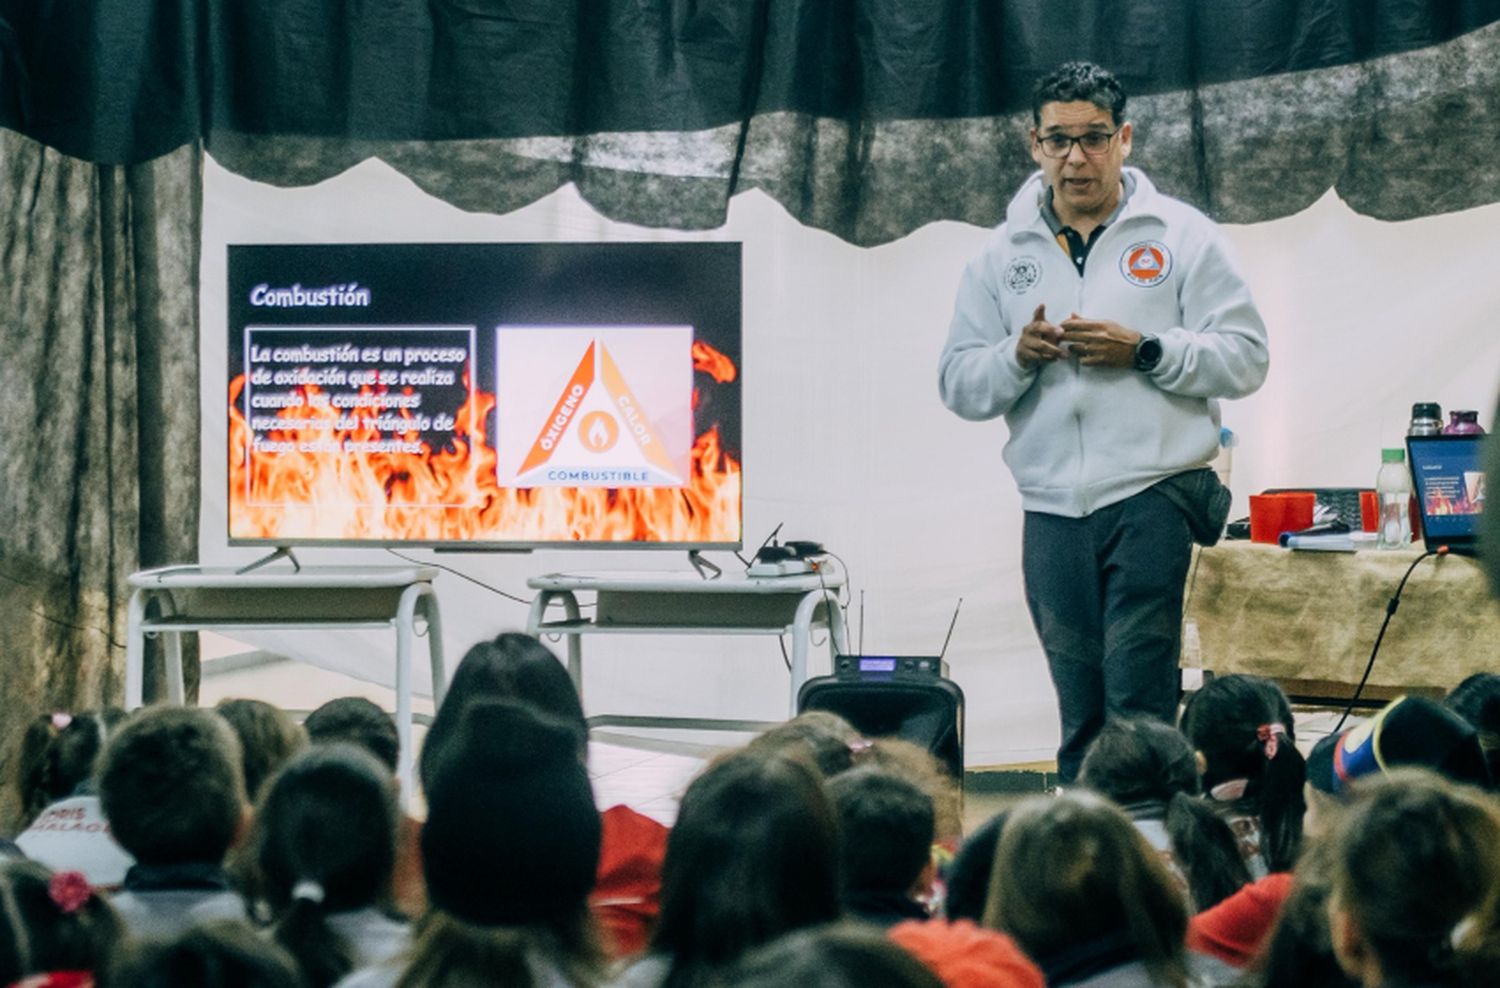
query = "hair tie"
(1255, 722, 1287, 760)
(49, 713, 72, 731)
(291, 880, 325, 904)
(48, 872, 92, 914)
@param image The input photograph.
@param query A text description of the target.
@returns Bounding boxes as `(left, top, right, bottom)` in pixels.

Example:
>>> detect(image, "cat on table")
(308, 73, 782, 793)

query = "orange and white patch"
(1120, 240, 1172, 287)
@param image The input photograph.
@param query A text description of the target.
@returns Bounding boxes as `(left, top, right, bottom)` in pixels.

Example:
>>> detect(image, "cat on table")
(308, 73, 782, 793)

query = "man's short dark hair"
(1032, 61, 1127, 127)
(98, 706, 246, 867)
(303, 696, 400, 772)
(827, 767, 934, 895)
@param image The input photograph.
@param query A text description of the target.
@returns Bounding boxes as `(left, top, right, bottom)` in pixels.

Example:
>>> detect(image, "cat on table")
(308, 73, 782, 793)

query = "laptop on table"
(1406, 433, 1487, 557)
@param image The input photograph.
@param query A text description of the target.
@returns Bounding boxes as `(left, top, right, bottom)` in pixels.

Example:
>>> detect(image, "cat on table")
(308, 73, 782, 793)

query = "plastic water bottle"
(1375, 448, 1410, 549)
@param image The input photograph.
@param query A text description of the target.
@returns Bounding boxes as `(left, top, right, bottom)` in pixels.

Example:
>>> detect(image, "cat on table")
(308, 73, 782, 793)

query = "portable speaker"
(797, 656, 965, 781)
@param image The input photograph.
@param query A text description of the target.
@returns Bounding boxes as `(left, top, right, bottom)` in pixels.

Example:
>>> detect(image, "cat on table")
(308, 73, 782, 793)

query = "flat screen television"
(227, 242, 742, 549)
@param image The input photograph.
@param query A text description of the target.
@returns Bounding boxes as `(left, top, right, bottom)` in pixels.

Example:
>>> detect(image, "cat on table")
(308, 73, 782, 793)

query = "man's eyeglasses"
(1035, 129, 1119, 159)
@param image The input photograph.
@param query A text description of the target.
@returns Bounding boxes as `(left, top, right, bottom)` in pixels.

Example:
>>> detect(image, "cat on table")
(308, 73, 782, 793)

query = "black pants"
(1022, 486, 1192, 783)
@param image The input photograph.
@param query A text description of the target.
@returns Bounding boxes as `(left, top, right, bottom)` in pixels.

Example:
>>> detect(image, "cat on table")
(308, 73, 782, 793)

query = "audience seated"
(982, 790, 1234, 987)
(213, 699, 306, 803)
(301, 697, 423, 920)
(347, 699, 604, 988)
(420, 632, 669, 959)
(827, 767, 934, 927)
(1178, 673, 1305, 873)
(95, 706, 249, 938)
(1324, 769, 1500, 988)
(13, 711, 133, 890)
(103, 919, 301, 988)
(1079, 718, 1251, 912)
(0, 860, 121, 987)
(887, 918, 1045, 988)
(246, 744, 407, 988)
(723, 923, 944, 988)
(613, 748, 842, 988)
(1445, 672, 1500, 788)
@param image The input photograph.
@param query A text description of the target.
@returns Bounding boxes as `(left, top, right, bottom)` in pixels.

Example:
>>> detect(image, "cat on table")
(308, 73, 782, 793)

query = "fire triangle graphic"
(514, 340, 684, 487)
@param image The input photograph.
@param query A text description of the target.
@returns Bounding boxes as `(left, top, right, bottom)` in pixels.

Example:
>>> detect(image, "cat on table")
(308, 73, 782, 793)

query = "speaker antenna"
(858, 589, 866, 656)
(937, 597, 964, 663)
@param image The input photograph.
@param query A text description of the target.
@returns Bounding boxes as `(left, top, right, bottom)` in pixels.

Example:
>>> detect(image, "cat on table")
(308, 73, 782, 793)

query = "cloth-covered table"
(1183, 541, 1500, 700)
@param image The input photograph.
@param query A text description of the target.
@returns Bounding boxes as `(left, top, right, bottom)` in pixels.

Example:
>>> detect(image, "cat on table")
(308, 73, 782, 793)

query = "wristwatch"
(1133, 334, 1163, 372)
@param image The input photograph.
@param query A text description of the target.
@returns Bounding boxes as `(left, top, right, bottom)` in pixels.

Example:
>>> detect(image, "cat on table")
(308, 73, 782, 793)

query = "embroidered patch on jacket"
(1003, 256, 1042, 293)
(1119, 241, 1172, 287)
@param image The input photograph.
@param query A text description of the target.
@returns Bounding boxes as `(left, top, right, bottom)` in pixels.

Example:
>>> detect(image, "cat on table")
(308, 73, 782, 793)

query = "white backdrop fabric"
(199, 154, 1500, 767)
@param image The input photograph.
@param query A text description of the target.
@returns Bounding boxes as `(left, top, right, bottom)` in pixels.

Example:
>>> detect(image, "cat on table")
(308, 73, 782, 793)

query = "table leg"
(394, 584, 422, 799)
(527, 590, 584, 699)
(420, 584, 447, 709)
(125, 590, 147, 709)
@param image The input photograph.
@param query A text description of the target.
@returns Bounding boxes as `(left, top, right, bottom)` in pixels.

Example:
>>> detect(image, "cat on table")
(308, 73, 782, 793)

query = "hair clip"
(291, 880, 326, 904)
(48, 871, 92, 914)
(1255, 722, 1287, 760)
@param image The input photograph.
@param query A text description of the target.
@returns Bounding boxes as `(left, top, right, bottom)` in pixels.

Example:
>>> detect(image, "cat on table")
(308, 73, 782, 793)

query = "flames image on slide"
(229, 341, 740, 543)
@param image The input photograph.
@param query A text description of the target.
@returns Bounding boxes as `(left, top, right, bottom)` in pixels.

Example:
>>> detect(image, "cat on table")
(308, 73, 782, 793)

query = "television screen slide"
(228, 243, 742, 548)
(1411, 438, 1486, 540)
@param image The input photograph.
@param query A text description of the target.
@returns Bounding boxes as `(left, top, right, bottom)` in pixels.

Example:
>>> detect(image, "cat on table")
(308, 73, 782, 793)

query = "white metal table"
(526, 566, 848, 732)
(124, 565, 446, 795)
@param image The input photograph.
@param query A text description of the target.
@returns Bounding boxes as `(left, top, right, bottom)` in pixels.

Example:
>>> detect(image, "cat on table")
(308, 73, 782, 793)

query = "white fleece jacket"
(938, 167, 1268, 517)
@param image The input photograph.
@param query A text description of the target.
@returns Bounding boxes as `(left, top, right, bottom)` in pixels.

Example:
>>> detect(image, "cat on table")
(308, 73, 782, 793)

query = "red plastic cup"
(1249, 491, 1316, 544)
(1360, 490, 1378, 532)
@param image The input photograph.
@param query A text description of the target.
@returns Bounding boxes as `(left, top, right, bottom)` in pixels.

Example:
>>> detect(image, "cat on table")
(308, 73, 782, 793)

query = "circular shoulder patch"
(1003, 256, 1042, 293)
(1120, 241, 1173, 287)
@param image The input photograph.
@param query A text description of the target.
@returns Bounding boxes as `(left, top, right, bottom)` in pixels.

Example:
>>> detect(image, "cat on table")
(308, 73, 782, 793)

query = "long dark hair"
(1327, 769, 1500, 987)
(651, 749, 842, 987)
(985, 791, 1191, 988)
(1079, 718, 1251, 911)
(420, 633, 585, 792)
(250, 745, 400, 988)
(0, 859, 122, 983)
(1179, 674, 1305, 871)
(17, 710, 126, 825)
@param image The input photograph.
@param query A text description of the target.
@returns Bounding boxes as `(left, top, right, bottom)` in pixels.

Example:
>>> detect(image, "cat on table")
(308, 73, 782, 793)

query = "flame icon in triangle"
(515, 339, 683, 486)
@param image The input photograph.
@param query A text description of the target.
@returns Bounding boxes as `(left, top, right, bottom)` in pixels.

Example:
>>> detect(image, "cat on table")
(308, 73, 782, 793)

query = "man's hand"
(1060, 316, 1143, 368)
(1016, 304, 1066, 369)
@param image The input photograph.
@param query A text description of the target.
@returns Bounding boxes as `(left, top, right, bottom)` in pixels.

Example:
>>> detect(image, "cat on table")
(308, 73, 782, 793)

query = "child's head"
(106, 920, 301, 988)
(746, 711, 863, 778)
(860, 737, 963, 843)
(250, 744, 399, 987)
(17, 710, 126, 823)
(1079, 717, 1200, 806)
(420, 633, 585, 792)
(97, 706, 246, 867)
(726, 923, 945, 988)
(827, 766, 934, 899)
(1080, 718, 1251, 910)
(1326, 768, 1500, 987)
(985, 791, 1188, 985)
(0, 861, 121, 984)
(1446, 672, 1500, 788)
(402, 699, 603, 987)
(653, 748, 841, 975)
(303, 697, 400, 773)
(214, 699, 306, 802)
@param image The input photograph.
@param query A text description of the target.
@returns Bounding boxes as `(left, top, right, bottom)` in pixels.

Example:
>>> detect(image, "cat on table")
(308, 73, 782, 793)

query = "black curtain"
(0, 131, 200, 832)
(4, 1, 1500, 245)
